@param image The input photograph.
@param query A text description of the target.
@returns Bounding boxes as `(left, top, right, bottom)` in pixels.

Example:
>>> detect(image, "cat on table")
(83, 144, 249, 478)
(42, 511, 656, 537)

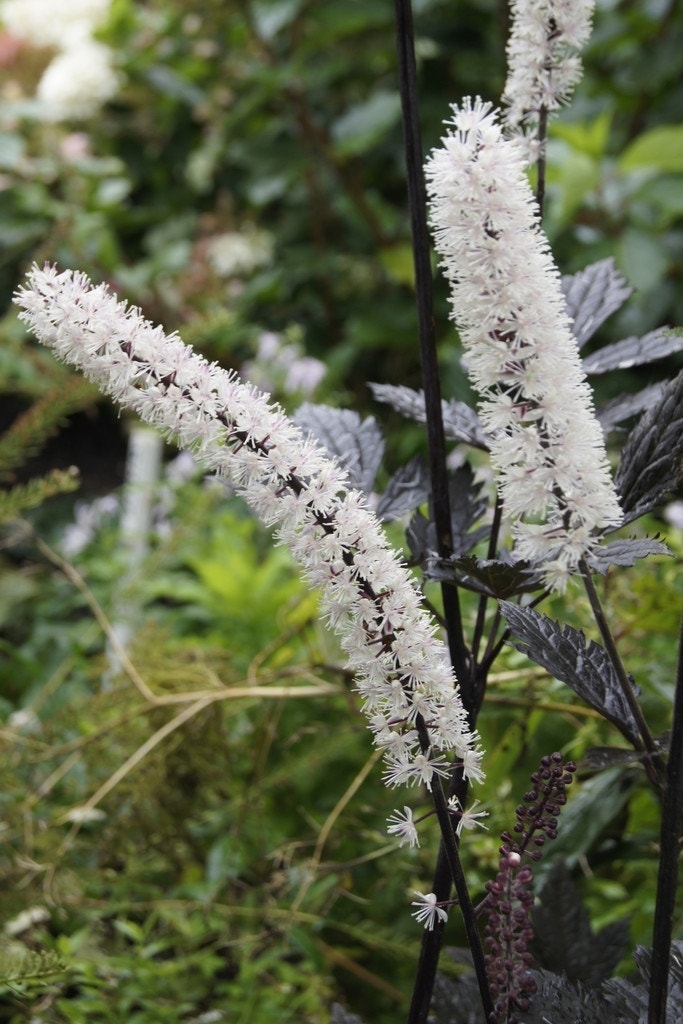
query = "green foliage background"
(0, 1, 682, 1021)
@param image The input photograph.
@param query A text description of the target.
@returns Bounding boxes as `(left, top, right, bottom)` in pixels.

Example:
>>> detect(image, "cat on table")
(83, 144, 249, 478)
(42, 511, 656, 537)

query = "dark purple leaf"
(499, 602, 642, 746)
(615, 369, 683, 522)
(369, 382, 488, 449)
(588, 537, 672, 574)
(293, 403, 384, 495)
(561, 258, 632, 349)
(433, 555, 543, 598)
(375, 456, 430, 521)
(598, 383, 665, 435)
(583, 327, 681, 375)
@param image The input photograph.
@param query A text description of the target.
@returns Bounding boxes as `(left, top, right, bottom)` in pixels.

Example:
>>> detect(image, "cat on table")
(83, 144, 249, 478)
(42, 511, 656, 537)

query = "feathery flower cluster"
(502, 0, 595, 154)
(425, 99, 623, 590)
(1, 0, 118, 121)
(36, 40, 119, 121)
(14, 264, 483, 814)
(1, 0, 110, 48)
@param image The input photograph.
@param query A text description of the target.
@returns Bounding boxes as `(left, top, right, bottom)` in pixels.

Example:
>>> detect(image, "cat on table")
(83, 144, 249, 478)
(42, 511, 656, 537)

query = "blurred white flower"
(243, 331, 326, 399)
(207, 227, 274, 278)
(62, 805, 107, 824)
(36, 39, 120, 121)
(7, 708, 41, 734)
(285, 356, 326, 396)
(4, 906, 49, 937)
(61, 494, 119, 556)
(1, 0, 110, 49)
(664, 501, 683, 530)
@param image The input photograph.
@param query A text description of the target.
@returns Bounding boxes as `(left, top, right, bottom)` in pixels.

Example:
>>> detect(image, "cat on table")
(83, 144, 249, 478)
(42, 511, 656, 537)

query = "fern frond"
(0, 466, 80, 522)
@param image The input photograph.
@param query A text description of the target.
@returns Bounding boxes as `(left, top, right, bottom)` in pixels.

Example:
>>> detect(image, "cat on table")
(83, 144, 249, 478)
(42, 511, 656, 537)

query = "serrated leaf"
(375, 455, 429, 522)
(499, 602, 642, 746)
(588, 537, 672, 574)
(582, 328, 682, 374)
(533, 860, 630, 987)
(369, 383, 488, 449)
(561, 258, 632, 349)
(598, 383, 665, 435)
(529, 970, 626, 1024)
(615, 369, 683, 522)
(581, 733, 670, 771)
(292, 403, 384, 494)
(434, 555, 543, 598)
(604, 942, 683, 1023)
(404, 466, 488, 566)
(448, 464, 488, 553)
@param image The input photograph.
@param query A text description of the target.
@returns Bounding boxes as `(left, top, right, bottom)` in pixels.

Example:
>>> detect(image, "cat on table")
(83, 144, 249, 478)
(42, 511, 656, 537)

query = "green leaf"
(620, 125, 683, 173)
(617, 227, 668, 294)
(550, 112, 612, 159)
(332, 91, 402, 157)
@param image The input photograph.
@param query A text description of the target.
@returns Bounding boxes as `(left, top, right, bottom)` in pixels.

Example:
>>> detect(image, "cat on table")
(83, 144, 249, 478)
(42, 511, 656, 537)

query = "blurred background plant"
(0, 0, 682, 1021)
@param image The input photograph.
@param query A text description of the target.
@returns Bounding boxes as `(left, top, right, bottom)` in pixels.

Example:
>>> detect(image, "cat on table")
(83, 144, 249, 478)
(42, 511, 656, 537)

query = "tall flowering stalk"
(14, 264, 483, 815)
(425, 100, 623, 590)
(502, 0, 595, 155)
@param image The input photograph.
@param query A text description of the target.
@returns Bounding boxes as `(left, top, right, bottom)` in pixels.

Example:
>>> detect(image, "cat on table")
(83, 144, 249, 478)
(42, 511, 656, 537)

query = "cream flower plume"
(14, 264, 483, 811)
(425, 99, 622, 589)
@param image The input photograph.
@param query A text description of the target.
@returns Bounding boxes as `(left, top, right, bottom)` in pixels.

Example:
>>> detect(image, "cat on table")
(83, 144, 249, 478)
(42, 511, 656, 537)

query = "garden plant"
(1, 1, 683, 1023)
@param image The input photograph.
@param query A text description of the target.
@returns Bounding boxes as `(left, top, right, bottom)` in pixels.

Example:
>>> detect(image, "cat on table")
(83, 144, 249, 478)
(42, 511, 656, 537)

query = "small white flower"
(387, 806, 420, 848)
(447, 797, 489, 837)
(411, 891, 448, 930)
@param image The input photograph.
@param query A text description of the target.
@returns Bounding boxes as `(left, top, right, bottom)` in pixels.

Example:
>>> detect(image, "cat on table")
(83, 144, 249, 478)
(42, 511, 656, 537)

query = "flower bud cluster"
(14, 264, 484, 812)
(483, 753, 576, 1022)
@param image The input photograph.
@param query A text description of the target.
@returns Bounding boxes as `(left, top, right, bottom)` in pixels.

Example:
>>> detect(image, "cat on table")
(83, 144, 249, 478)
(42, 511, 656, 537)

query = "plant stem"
(649, 618, 683, 1024)
(535, 105, 548, 216)
(579, 559, 666, 787)
(394, 2, 488, 1017)
(393, 0, 470, 700)
(413, 717, 495, 1024)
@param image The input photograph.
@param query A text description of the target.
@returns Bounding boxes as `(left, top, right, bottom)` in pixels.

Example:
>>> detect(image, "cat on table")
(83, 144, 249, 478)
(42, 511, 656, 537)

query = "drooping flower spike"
(502, 0, 595, 158)
(425, 100, 622, 590)
(14, 264, 484, 822)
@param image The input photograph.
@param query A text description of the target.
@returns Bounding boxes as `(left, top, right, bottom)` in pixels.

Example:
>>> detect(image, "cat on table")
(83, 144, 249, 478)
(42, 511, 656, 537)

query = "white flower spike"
(14, 264, 484, 821)
(425, 100, 622, 589)
(503, 0, 596, 156)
